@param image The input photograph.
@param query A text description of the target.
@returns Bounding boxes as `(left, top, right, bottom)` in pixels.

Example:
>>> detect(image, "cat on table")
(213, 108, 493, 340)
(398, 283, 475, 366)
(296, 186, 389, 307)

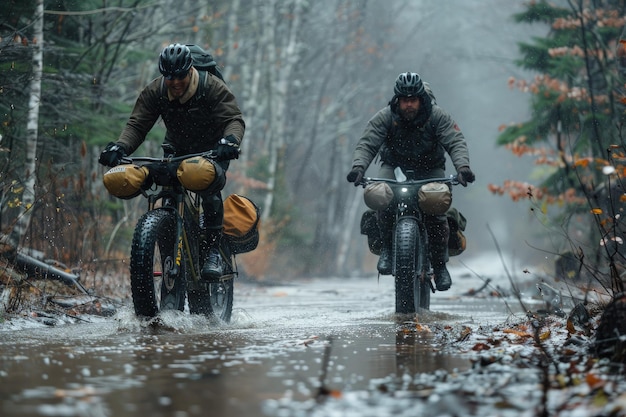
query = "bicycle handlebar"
(119, 150, 218, 165)
(357, 174, 459, 188)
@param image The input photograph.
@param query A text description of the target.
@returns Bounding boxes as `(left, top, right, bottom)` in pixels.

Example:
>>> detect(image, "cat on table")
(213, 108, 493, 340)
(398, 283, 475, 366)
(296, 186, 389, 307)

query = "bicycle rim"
(188, 278, 233, 321)
(210, 278, 234, 322)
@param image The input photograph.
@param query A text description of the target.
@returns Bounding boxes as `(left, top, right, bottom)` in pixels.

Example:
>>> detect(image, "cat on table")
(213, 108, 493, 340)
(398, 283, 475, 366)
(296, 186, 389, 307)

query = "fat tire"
(394, 217, 422, 314)
(130, 209, 186, 318)
(413, 272, 430, 311)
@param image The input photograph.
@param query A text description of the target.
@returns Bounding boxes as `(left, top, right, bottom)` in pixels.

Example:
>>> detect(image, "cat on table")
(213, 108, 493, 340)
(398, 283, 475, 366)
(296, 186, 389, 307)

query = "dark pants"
(197, 159, 229, 245)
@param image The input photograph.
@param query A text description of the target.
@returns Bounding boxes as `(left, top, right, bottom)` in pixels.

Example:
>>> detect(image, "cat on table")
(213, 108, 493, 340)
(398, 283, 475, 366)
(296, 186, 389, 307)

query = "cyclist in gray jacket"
(347, 72, 474, 291)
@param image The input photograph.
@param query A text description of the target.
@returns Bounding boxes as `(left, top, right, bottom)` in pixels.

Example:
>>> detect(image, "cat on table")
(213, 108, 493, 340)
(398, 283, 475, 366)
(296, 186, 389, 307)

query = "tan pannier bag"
(447, 207, 467, 256)
(418, 182, 452, 215)
(363, 182, 393, 210)
(103, 164, 149, 199)
(223, 194, 260, 254)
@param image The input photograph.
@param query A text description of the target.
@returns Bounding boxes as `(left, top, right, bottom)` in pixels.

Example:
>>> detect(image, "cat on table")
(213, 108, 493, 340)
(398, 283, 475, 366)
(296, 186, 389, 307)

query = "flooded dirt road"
(0, 262, 535, 417)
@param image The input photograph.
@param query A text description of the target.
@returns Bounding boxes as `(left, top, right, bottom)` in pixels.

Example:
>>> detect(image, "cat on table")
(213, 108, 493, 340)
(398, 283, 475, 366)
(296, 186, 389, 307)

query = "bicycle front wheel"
(413, 271, 431, 312)
(130, 209, 186, 318)
(394, 217, 424, 314)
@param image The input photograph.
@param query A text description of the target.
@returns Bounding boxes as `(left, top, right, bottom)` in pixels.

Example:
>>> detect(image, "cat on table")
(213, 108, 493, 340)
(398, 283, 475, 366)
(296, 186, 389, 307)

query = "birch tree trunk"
(262, 0, 303, 221)
(261, 0, 279, 222)
(7, 0, 43, 249)
(335, 189, 363, 272)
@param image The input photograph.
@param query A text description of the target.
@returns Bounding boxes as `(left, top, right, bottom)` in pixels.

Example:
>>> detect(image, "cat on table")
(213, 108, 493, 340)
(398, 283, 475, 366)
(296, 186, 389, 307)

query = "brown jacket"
(116, 67, 245, 156)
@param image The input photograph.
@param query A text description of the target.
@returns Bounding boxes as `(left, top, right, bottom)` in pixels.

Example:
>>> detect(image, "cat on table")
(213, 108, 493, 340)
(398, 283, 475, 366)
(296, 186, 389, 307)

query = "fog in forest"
(1, 0, 565, 279)
(357, 0, 551, 270)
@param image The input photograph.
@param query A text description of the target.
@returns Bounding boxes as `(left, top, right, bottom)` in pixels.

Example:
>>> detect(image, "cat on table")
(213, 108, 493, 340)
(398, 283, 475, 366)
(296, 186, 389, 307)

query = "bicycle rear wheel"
(187, 245, 234, 322)
(130, 209, 186, 318)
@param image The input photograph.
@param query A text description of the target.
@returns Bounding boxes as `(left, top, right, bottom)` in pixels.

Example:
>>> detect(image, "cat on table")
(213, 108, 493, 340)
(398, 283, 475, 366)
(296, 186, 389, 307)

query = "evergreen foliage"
(492, 0, 626, 272)
(496, 1, 625, 196)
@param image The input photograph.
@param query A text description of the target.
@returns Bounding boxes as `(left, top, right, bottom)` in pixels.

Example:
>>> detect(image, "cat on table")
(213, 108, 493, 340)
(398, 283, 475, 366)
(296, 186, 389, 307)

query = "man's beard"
(399, 108, 418, 121)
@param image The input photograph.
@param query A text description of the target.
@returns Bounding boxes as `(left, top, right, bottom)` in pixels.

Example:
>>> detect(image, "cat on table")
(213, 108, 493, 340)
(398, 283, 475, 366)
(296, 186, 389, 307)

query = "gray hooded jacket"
(351, 104, 470, 178)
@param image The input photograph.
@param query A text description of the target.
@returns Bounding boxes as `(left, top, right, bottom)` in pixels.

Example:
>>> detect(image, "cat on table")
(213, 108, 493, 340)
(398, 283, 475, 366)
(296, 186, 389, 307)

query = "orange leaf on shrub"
(573, 158, 590, 168)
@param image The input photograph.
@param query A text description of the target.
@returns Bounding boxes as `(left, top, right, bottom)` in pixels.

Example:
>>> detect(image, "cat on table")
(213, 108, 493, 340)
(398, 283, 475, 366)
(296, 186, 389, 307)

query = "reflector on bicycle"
(103, 164, 149, 199)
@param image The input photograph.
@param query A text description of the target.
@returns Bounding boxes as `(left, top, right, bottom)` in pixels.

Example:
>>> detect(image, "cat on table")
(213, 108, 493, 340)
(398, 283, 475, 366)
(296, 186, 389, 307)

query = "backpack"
(223, 194, 261, 254)
(185, 44, 225, 82)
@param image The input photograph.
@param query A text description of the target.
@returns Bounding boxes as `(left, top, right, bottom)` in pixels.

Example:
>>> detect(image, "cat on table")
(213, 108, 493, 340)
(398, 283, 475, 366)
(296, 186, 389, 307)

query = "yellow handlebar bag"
(176, 156, 218, 192)
(103, 164, 149, 199)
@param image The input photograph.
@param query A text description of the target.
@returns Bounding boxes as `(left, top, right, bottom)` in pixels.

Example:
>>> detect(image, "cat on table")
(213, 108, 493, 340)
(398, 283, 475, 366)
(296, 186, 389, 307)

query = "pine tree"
(491, 0, 626, 277)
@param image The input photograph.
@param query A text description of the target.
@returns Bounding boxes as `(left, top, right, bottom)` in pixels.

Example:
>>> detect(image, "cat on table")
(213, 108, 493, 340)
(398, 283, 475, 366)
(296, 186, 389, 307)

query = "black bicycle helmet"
(394, 72, 425, 97)
(158, 43, 193, 79)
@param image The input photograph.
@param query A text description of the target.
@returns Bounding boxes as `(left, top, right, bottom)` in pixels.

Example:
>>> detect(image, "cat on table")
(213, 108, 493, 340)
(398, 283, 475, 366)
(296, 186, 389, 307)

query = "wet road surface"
(0, 266, 535, 417)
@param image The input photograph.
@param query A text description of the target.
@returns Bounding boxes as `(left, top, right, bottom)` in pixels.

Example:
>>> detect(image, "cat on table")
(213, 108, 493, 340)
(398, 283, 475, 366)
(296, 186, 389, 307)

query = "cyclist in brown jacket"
(99, 43, 245, 281)
(347, 72, 474, 291)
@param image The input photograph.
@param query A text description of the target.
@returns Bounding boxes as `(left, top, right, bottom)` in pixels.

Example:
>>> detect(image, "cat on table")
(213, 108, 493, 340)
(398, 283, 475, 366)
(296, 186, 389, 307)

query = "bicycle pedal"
(201, 275, 223, 283)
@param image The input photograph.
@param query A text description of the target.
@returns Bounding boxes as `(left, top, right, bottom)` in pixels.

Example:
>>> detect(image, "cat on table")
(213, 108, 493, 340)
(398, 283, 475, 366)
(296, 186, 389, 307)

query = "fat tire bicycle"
(121, 151, 234, 322)
(360, 174, 459, 313)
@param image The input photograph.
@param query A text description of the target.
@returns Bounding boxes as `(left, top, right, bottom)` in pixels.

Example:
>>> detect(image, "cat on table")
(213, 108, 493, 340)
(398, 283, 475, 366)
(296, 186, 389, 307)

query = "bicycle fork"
(178, 193, 204, 284)
(416, 219, 437, 293)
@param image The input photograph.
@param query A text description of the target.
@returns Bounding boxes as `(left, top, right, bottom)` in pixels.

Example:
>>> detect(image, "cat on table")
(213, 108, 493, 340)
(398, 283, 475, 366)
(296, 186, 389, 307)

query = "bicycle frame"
(130, 155, 204, 284)
(149, 186, 201, 282)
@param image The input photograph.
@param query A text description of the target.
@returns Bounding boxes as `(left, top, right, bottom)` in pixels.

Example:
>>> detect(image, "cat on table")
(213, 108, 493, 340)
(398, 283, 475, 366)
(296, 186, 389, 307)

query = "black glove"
(216, 135, 240, 161)
(346, 166, 364, 186)
(99, 142, 126, 167)
(457, 166, 475, 187)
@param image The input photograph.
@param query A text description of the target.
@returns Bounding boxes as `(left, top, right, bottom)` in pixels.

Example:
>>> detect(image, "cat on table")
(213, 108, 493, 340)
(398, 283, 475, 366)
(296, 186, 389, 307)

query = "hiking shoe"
(434, 265, 452, 291)
(201, 247, 223, 281)
(377, 246, 392, 275)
